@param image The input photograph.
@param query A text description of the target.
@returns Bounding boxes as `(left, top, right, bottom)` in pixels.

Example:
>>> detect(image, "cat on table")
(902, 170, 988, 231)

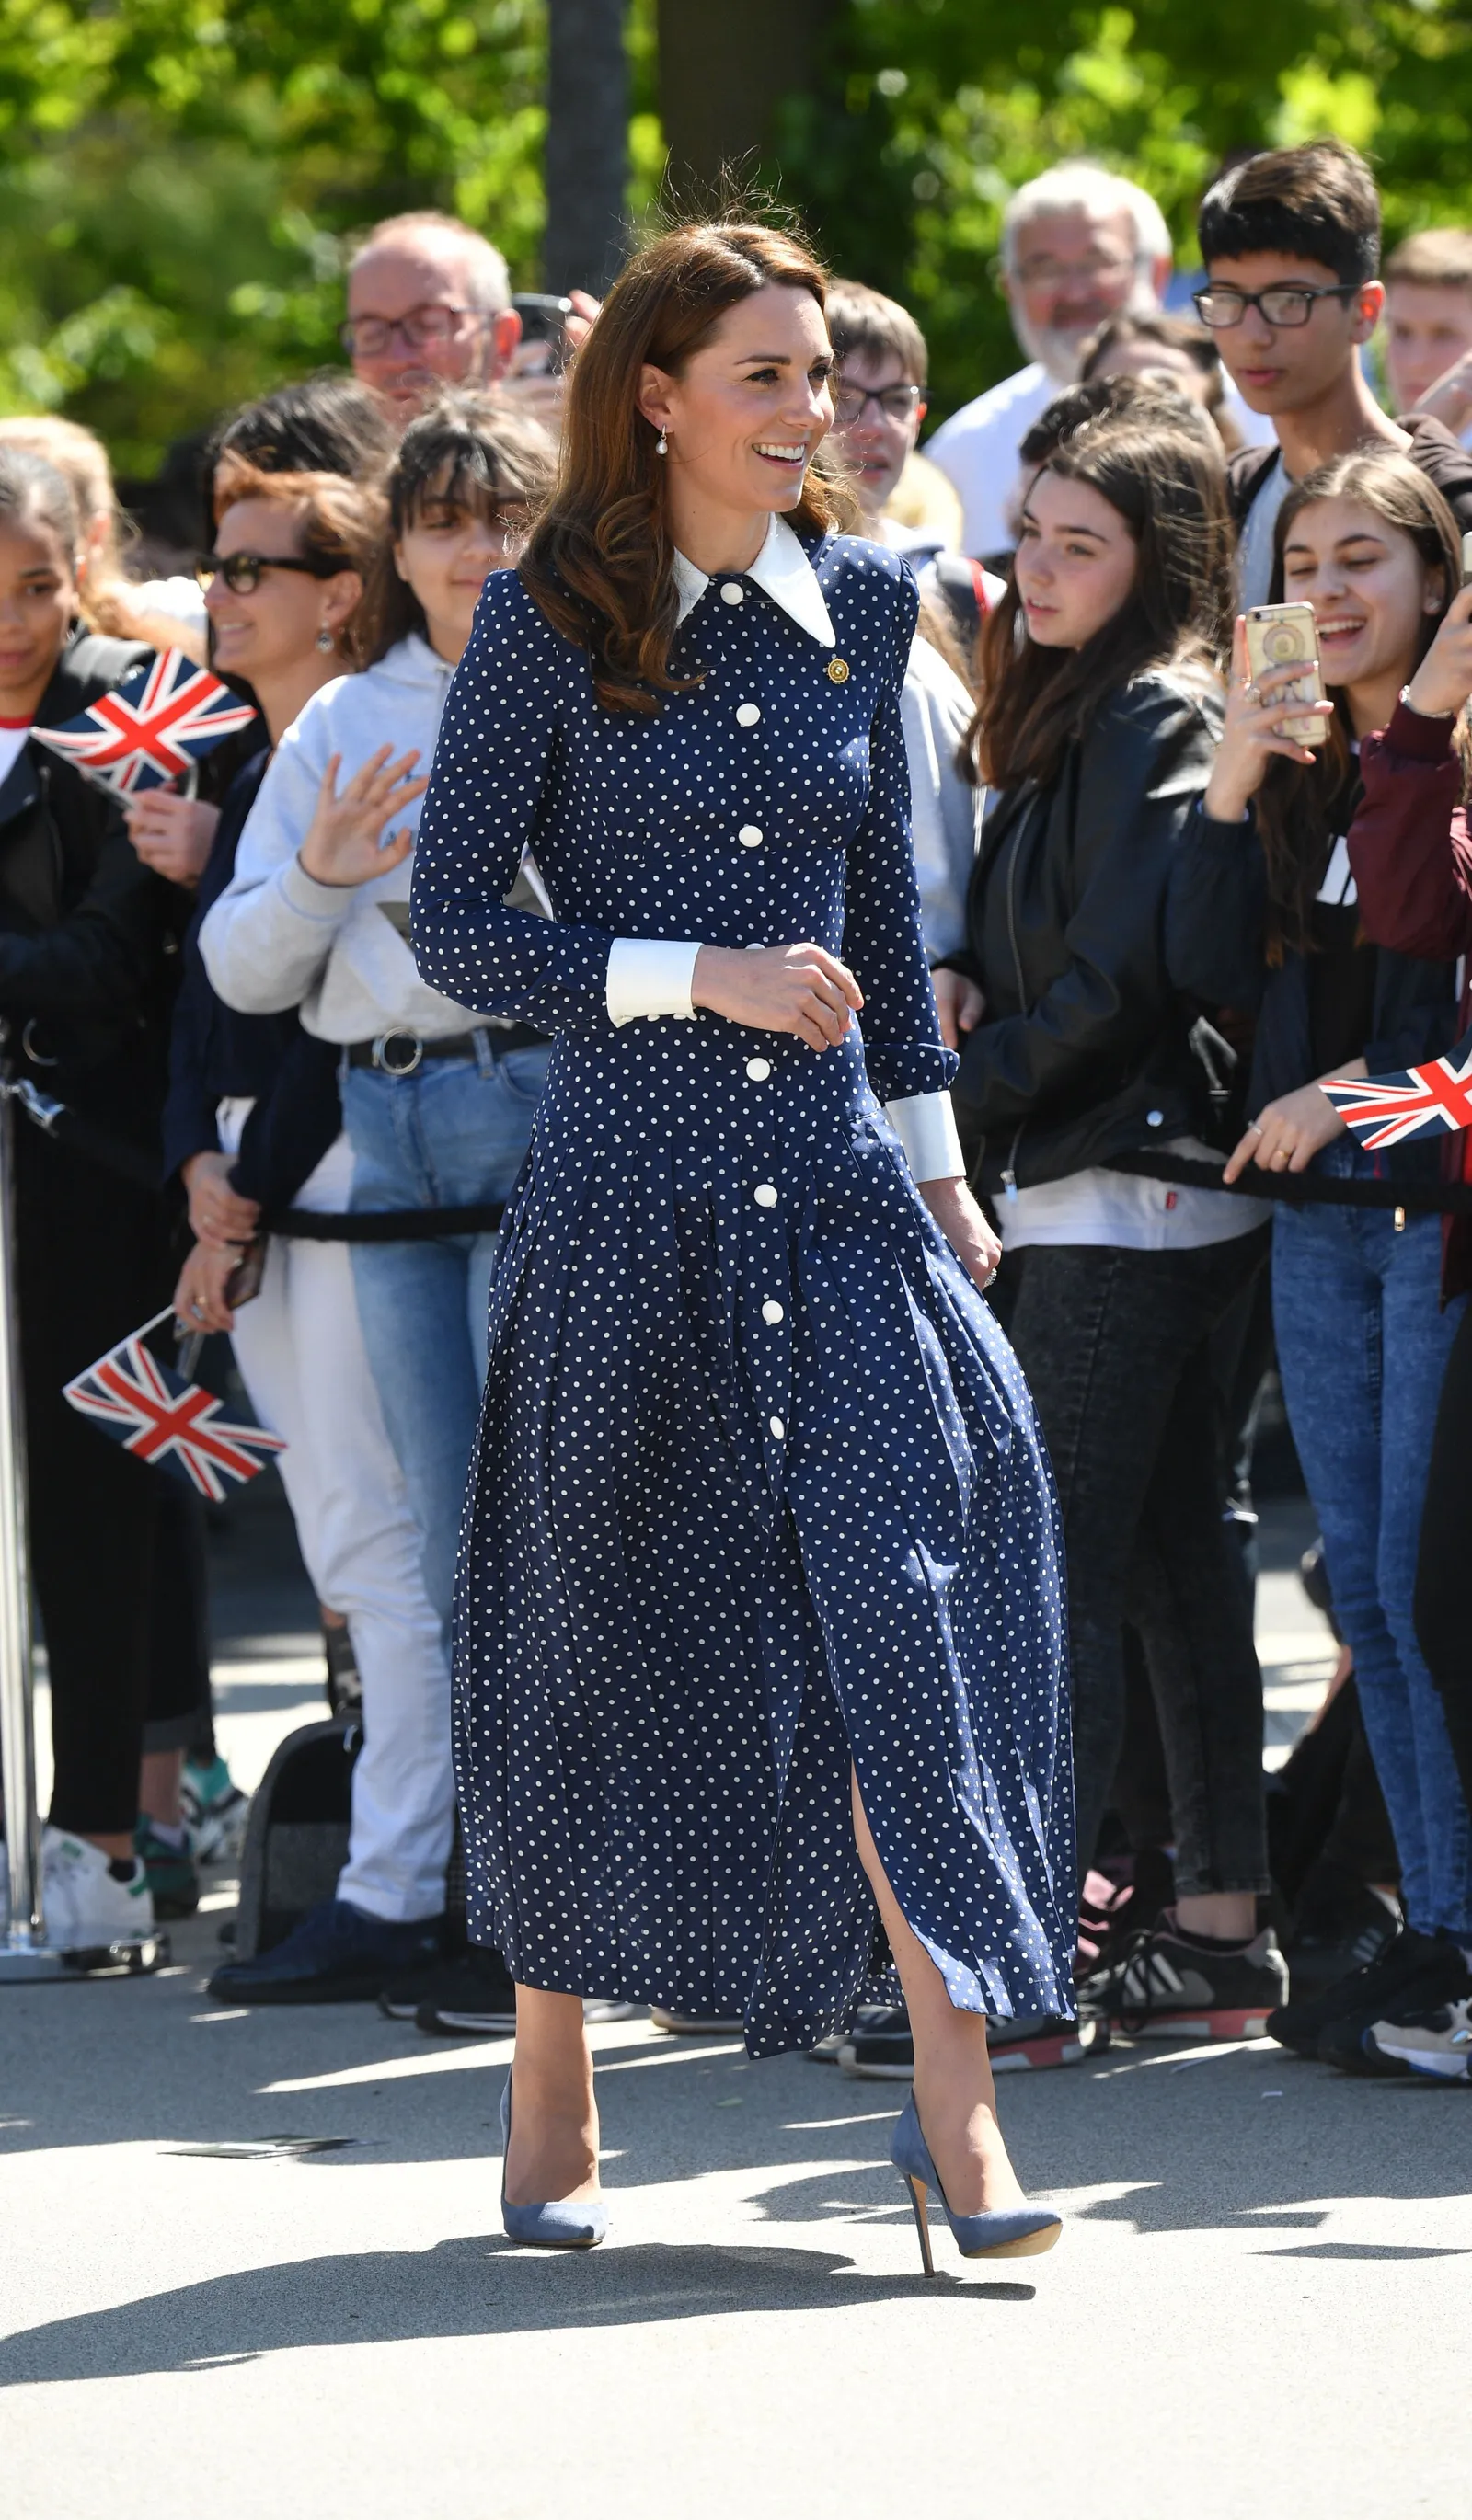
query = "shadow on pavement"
(0, 2239, 1035, 2385)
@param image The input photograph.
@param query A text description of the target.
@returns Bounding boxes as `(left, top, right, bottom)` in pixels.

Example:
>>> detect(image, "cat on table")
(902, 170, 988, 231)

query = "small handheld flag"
(1322, 1034, 1472, 1151)
(32, 649, 258, 796)
(63, 1310, 286, 1500)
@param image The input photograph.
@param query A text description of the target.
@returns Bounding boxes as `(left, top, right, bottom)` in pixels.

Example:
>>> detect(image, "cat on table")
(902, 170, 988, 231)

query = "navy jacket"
(163, 748, 340, 1208)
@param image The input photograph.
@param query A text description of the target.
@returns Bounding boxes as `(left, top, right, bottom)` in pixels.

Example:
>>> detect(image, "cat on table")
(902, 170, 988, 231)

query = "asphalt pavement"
(3, 1478, 1469, 2520)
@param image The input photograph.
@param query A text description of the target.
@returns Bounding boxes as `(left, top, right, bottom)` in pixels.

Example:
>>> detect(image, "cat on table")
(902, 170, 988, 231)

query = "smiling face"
(1384, 280, 1472, 414)
(1279, 492, 1443, 704)
(0, 504, 77, 717)
(1205, 250, 1381, 415)
(1006, 206, 1149, 381)
(394, 464, 523, 662)
(346, 232, 520, 426)
(829, 347, 925, 520)
(638, 284, 835, 546)
(1012, 466, 1139, 647)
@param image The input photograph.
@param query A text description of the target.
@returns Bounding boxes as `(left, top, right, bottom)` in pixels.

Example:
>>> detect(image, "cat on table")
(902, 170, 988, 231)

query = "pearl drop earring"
(316, 624, 335, 653)
(655, 428, 668, 457)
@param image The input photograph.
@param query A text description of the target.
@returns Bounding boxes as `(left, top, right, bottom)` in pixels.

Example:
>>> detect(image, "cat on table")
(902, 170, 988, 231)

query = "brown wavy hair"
(520, 217, 853, 714)
(1256, 449, 1466, 960)
(969, 411, 1234, 791)
(211, 455, 388, 670)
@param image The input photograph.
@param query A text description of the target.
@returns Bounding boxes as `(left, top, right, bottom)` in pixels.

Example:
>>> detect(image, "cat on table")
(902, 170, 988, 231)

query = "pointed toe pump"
(500, 2075, 608, 2250)
(891, 2092, 1061, 2273)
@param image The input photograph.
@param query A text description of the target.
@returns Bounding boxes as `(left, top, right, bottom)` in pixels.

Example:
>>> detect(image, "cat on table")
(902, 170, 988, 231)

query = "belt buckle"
(374, 1030, 423, 1076)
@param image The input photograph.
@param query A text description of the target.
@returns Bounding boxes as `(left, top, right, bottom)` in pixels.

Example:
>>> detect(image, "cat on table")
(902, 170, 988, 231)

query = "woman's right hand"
(931, 966, 985, 1050)
(692, 943, 864, 1051)
(173, 1238, 243, 1335)
(180, 1149, 259, 1250)
(298, 747, 431, 888)
(1202, 616, 1334, 823)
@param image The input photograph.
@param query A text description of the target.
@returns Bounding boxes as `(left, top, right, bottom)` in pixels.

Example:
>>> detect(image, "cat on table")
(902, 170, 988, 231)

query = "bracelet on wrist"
(1399, 682, 1455, 722)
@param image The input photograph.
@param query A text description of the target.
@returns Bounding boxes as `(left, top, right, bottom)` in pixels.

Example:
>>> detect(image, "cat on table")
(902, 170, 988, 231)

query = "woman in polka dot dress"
(408, 221, 1076, 2262)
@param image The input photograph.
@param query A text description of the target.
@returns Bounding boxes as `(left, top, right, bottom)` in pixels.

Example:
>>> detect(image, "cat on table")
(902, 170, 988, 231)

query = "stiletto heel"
(500, 2072, 608, 2250)
(902, 2170, 937, 2276)
(891, 2091, 1061, 2268)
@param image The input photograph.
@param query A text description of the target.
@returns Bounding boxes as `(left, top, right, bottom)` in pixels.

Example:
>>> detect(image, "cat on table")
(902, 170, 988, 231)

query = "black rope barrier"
(1104, 1148, 1472, 1215)
(265, 1202, 506, 1241)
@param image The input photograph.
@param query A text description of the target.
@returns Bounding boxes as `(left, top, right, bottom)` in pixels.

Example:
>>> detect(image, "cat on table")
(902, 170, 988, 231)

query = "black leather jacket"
(950, 670, 1226, 1193)
(0, 631, 188, 1163)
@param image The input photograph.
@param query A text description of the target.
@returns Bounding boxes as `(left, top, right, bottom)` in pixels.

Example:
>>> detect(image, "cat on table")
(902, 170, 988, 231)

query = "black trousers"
(16, 1125, 207, 1834)
(1009, 1230, 1272, 1899)
(1413, 1296, 1472, 1816)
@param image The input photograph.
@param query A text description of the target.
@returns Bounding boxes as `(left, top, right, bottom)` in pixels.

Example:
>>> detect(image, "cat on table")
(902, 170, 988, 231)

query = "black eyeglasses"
(338, 304, 480, 358)
(196, 551, 343, 595)
(1192, 282, 1362, 331)
(833, 381, 924, 426)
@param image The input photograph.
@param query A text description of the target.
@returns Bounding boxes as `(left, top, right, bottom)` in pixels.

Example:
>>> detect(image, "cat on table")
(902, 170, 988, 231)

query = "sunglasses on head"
(195, 550, 344, 595)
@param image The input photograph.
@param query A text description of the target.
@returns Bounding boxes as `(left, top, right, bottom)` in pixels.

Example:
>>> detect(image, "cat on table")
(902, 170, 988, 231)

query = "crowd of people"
(3, 134, 1472, 2144)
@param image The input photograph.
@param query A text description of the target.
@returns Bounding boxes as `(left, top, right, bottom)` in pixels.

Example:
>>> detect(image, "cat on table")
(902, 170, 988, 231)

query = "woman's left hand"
(1224, 1075, 1354, 1183)
(125, 792, 220, 888)
(920, 1174, 1002, 1291)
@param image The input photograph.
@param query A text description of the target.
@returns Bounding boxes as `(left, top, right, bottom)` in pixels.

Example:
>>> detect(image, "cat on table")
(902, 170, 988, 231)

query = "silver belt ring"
(374, 1030, 423, 1076)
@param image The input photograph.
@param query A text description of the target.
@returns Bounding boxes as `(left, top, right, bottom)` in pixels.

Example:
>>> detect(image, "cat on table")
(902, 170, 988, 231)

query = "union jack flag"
(63, 1318, 286, 1500)
(32, 649, 258, 796)
(1322, 1034, 1472, 1151)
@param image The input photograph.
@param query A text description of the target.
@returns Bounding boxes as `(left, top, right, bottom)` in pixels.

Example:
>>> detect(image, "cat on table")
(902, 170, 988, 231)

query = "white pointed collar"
(670, 513, 835, 647)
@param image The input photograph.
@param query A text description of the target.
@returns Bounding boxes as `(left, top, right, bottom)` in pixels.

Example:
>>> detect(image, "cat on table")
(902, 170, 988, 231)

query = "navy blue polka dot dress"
(410, 525, 1075, 2057)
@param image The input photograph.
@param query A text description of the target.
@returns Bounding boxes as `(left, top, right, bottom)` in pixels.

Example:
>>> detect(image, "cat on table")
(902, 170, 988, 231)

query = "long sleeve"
(1348, 700, 1472, 963)
(0, 802, 164, 1022)
(160, 945, 221, 1182)
(956, 682, 1219, 1129)
(199, 714, 356, 1016)
(410, 575, 618, 1037)
(842, 569, 958, 1106)
(1164, 802, 1271, 1010)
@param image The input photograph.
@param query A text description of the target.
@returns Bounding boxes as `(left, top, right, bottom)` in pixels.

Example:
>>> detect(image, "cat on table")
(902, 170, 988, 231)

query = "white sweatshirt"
(201, 633, 492, 1044)
(902, 632, 983, 963)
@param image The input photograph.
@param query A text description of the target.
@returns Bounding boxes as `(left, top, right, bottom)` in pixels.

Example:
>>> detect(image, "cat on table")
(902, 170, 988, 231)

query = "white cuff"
(605, 938, 703, 1028)
(886, 1091, 965, 1182)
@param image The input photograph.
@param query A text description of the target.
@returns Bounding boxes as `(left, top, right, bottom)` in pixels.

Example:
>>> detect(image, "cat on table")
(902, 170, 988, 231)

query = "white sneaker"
(40, 1826, 155, 1953)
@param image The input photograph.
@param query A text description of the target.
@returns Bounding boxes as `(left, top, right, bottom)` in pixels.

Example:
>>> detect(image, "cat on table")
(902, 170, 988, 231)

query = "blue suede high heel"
(500, 2074, 608, 2250)
(891, 2090, 1061, 2273)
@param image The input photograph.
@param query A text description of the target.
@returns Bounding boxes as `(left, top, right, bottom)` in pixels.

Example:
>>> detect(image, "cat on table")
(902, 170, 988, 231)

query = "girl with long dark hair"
(942, 411, 1286, 2045)
(1170, 449, 1472, 2067)
(407, 219, 1075, 2265)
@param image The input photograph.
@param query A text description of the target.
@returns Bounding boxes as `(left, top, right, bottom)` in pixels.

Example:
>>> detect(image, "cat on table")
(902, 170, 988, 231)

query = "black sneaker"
(1283, 1861, 1399, 2006)
(838, 2003, 913, 2079)
(1319, 1942, 1472, 2078)
(1266, 1924, 1454, 2061)
(207, 1899, 443, 2004)
(1363, 1972, 1472, 2082)
(1078, 1908, 1288, 2041)
(378, 1945, 512, 2023)
(838, 2005, 1098, 2079)
(411, 1950, 520, 2037)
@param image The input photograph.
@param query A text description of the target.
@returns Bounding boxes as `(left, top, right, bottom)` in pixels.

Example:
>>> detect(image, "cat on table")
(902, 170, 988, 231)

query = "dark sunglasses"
(195, 550, 344, 595)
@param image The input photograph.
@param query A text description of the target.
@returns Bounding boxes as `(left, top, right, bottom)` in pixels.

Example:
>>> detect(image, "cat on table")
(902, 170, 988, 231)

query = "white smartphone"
(1244, 601, 1328, 748)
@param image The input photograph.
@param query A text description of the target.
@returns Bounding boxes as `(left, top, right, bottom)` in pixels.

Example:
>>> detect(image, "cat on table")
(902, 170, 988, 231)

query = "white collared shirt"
(604, 516, 962, 1183)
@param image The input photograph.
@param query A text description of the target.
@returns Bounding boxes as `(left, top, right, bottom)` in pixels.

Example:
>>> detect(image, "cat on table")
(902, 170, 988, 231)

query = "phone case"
(1245, 601, 1328, 746)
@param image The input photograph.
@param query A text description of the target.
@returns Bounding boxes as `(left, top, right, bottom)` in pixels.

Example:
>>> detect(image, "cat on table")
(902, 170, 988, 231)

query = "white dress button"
(1146, 1109, 1164, 1127)
(768, 1415, 785, 1441)
(754, 1183, 778, 1208)
(720, 581, 744, 605)
(736, 703, 761, 727)
(738, 824, 764, 848)
(745, 1057, 771, 1082)
(762, 1300, 785, 1324)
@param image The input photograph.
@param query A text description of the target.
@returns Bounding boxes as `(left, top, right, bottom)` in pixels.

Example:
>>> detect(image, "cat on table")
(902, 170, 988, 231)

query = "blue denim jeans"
(1272, 1139, 1472, 1939)
(341, 1038, 551, 1634)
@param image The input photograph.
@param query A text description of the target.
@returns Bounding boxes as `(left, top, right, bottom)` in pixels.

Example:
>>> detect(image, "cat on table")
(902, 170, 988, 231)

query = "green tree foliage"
(769, 0, 1472, 423)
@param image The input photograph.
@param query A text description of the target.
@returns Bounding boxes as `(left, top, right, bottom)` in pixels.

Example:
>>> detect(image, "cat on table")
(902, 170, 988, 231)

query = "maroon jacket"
(1347, 697, 1472, 1297)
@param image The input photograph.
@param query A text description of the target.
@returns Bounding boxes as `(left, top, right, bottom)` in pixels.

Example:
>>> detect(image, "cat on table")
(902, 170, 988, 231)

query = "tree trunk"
(544, 0, 629, 293)
(656, 0, 841, 200)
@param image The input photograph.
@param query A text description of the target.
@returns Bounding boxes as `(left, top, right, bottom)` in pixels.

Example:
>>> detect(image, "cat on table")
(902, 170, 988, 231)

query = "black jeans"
(1009, 1230, 1271, 1899)
(1413, 1297, 1472, 1816)
(16, 1126, 206, 1835)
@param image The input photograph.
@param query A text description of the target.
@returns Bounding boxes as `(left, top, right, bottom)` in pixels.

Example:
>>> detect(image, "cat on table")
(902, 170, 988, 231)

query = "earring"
(316, 625, 335, 653)
(655, 428, 668, 457)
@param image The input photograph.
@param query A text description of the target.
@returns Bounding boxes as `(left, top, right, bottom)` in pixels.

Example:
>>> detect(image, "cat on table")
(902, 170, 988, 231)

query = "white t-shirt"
(1001, 1138, 1270, 1252)
(1236, 452, 1294, 612)
(0, 720, 32, 789)
(926, 363, 1058, 561)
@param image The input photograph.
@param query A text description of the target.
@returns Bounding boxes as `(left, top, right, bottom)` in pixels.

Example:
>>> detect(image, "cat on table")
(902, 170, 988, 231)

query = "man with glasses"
(1196, 142, 1472, 606)
(341, 212, 529, 428)
(926, 163, 1175, 564)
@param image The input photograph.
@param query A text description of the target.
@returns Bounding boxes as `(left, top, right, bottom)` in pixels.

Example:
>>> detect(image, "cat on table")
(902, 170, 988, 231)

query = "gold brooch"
(826, 658, 850, 683)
